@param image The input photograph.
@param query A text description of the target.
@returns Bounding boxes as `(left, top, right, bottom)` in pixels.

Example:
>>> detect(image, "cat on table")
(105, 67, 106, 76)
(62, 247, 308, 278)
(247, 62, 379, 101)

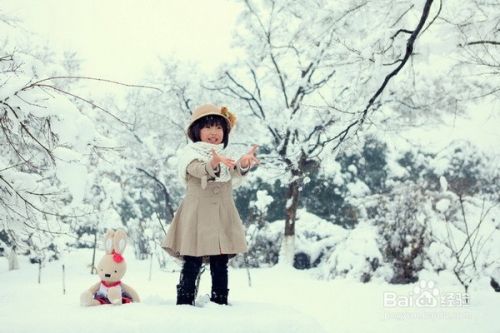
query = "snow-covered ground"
(0, 249, 499, 333)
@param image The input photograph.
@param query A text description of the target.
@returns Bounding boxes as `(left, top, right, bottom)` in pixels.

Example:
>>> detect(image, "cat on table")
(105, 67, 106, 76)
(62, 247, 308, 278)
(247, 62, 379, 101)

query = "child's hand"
(239, 145, 260, 169)
(211, 149, 236, 169)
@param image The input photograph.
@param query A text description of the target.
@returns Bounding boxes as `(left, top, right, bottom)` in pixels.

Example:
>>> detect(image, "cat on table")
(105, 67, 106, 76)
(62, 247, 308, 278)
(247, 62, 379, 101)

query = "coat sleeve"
(186, 159, 220, 179)
(231, 160, 250, 177)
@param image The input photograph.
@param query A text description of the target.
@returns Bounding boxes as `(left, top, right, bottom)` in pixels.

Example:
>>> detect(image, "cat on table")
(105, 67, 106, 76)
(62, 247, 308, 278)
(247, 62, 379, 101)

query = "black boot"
(209, 255, 229, 305)
(177, 256, 202, 305)
(210, 288, 229, 305)
(176, 284, 196, 305)
(491, 278, 500, 292)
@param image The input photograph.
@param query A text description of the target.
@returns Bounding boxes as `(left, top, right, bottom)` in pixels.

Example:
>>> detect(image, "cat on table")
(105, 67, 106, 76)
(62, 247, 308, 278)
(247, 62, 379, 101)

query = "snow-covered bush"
(292, 210, 348, 269)
(232, 209, 348, 269)
(236, 222, 281, 268)
(423, 142, 500, 291)
(426, 194, 500, 292)
(320, 222, 390, 282)
(380, 140, 500, 288)
(374, 182, 431, 284)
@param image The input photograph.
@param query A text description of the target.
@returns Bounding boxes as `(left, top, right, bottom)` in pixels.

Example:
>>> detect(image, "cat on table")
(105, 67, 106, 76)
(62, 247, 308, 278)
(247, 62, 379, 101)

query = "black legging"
(209, 254, 228, 291)
(180, 254, 229, 292)
(179, 255, 203, 292)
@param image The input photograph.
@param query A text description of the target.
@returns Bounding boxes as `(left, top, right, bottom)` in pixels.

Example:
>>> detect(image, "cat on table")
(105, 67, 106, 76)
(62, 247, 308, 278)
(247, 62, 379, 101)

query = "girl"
(162, 103, 259, 305)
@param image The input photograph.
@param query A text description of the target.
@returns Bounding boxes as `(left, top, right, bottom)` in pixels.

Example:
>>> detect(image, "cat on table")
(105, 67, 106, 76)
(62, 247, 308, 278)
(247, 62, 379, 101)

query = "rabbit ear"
(113, 229, 127, 254)
(103, 229, 115, 254)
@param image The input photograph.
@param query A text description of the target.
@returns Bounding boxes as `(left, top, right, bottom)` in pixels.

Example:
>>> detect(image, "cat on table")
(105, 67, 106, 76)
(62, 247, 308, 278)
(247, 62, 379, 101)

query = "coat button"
(212, 186, 220, 194)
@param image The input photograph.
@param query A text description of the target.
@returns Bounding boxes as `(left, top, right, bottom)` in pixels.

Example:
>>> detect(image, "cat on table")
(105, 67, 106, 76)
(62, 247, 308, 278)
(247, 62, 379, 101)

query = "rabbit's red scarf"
(101, 280, 121, 288)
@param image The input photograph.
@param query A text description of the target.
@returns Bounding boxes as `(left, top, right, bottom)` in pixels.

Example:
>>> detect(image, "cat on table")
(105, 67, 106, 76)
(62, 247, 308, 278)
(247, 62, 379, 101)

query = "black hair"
(188, 115, 230, 148)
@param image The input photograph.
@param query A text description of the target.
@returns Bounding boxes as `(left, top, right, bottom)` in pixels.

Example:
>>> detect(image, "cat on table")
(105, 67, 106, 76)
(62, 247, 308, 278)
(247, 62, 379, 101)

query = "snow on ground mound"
(0, 251, 326, 333)
(1, 297, 323, 333)
(1, 249, 500, 333)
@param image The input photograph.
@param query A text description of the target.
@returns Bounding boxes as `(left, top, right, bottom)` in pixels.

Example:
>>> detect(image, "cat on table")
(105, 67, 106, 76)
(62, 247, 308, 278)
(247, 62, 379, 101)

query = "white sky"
(3, 0, 241, 82)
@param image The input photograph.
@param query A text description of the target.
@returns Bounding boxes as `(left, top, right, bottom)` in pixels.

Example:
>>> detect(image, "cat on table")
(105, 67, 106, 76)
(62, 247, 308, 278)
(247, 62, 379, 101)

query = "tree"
(208, 0, 436, 264)
(0, 17, 99, 257)
(0, 12, 146, 262)
(453, 1, 500, 103)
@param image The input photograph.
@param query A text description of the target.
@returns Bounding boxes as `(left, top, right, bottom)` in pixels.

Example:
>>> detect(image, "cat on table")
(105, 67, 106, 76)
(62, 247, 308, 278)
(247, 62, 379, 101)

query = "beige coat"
(162, 160, 248, 258)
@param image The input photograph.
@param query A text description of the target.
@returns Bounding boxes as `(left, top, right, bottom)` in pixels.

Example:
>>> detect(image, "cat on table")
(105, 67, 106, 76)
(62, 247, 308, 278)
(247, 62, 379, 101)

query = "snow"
(439, 176, 448, 192)
(253, 190, 274, 213)
(1, 249, 500, 333)
(0, 75, 28, 101)
(429, 155, 450, 176)
(435, 199, 451, 213)
(386, 158, 408, 179)
(324, 222, 384, 281)
(333, 173, 344, 186)
(55, 160, 88, 205)
(3, 169, 41, 192)
(347, 180, 370, 197)
(493, 268, 500, 282)
(347, 165, 357, 175)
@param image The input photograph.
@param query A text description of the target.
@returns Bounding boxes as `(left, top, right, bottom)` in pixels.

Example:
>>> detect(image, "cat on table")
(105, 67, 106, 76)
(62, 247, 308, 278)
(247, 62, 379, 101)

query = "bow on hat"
(221, 106, 237, 128)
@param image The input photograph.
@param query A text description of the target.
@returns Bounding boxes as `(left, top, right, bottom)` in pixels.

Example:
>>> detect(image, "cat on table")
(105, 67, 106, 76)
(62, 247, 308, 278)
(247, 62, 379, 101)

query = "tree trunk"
(38, 262, 42, 284)
(148, 253, 153, 281)
(62, 264, 66, 295)
(8, 247, 19, 271)
(279, 172, 301, 266)
(91, 229, 97, 274)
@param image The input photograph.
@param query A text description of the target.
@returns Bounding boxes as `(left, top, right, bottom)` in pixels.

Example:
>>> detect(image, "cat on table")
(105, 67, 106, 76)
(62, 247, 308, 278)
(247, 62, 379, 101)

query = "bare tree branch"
(466, 40, 500, 46)
(224, 71, 266, 119)
(420, 0, 442, 36)
(391, 4, 415, 28)
(243, 0, 290, 107)
(391, 29, 414, 39)
(26, 84, 132, 127)
(0, 174, 88, 219)
(458, 195, 477, 269)
(359, 0, 435, 126)
(136, 167, 175, 219)
(0, 100, 55, 163)
(26, 76, 163, 93)
(250, 67, 263, 102)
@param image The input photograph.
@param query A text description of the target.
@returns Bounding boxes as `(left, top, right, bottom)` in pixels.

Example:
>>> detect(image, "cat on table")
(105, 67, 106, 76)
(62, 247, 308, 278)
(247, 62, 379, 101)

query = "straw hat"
(187, 104, 237, 140)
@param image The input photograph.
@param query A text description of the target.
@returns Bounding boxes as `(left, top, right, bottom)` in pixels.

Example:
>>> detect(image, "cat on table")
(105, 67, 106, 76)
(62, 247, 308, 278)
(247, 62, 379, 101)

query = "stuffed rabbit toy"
(80, 229, 140, 306)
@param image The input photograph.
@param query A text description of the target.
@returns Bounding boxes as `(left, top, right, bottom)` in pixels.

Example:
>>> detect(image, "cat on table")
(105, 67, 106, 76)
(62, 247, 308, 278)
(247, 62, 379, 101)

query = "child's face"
(200, 123, 224, 145)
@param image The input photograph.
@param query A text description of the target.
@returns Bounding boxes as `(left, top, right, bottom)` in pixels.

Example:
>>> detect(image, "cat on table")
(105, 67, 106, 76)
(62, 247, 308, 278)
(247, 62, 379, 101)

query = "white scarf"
(177, 142, 237, 188)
